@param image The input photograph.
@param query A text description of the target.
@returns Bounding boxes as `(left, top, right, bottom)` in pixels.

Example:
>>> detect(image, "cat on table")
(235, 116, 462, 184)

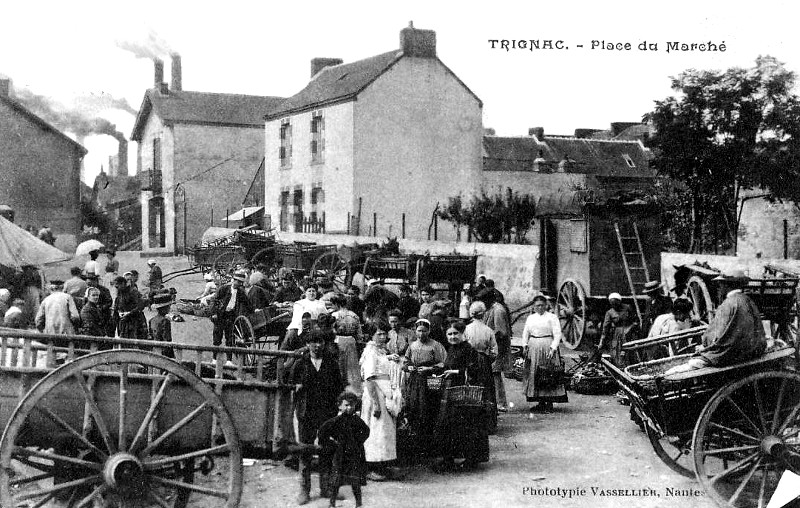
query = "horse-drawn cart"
(0, 328, 300, 507)
(604, 326, 800, 507)
(676, 263, 799, 341)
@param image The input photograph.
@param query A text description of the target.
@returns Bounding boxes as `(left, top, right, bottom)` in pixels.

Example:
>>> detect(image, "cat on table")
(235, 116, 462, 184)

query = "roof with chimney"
(0, 94, 87, 155)
(265, 50, 481, 120)
(131, 90, 285, 141)
(482, 135, 653, 177)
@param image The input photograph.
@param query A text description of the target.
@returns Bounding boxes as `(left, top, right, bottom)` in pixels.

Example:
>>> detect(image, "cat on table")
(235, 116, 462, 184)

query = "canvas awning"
(0, 215, 71, 268)
(221, 207, 264, 222)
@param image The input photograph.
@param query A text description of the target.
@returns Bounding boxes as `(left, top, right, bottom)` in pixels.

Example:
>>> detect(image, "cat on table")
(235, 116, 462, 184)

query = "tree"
(437, 188, 537, 243)
(644, 56, 800, 253)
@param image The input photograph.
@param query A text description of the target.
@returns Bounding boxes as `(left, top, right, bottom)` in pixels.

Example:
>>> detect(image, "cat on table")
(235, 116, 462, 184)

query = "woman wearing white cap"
(521, 295, 567, 413)
(599, 292, 636, 365)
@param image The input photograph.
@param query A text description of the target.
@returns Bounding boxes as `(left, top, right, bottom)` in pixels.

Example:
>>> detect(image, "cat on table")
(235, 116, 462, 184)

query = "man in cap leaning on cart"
(666, 270, 767, 374)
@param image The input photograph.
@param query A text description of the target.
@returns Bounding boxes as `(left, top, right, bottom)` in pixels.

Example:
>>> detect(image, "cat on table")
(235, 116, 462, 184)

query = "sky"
(1, 0, 797, 185)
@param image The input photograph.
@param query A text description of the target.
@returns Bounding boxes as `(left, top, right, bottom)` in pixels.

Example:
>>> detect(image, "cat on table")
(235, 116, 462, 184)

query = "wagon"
(676, 262, 799, 342)
(605, 328, 800, 507)
(0, 328, 301, 507)
(165, 227, 276, 283)
(232, 306, 292, 366)
(536, 191, 662, 349)
(361, 253, 478, 311)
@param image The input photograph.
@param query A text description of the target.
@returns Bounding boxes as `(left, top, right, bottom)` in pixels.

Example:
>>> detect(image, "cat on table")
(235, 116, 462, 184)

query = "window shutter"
(311, 140, 317, 155)
(279, 147, 285, 159)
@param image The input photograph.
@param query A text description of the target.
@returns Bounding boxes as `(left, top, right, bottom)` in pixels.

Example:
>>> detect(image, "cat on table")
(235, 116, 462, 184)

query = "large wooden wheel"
(213, 249, 247, 278)
(311, 252, 351, 293)
(0, 350, 243, 508)
(687, 275, 715, 324)
(232, 316, 258, 367)
(250, 246, 280, 278)
(645, 424, 694, 478)
(556, 279, 587, 350)
(692, 371, 800, 508)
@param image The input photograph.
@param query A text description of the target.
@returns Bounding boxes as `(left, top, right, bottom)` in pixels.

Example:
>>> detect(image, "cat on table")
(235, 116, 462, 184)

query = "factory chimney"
(154, 58, 164, 89)
(117, 139, 128, 177)
(171, 53, 182, 92)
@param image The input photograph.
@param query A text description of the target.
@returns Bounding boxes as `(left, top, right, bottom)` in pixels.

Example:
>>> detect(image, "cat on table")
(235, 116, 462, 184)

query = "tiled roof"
(131, 90, 285, 141)
(265, 51, 403, 120)
(482, 136, 652, 177)
(0, 95, 87, 155)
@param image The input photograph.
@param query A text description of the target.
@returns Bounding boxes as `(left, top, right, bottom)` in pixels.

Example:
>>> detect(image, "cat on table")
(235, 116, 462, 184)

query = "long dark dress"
(401, 339, 447, 459)
(437, 341, 491, 465)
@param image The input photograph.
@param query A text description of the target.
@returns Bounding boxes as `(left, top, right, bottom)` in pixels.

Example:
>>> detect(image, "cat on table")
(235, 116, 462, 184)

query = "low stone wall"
(660, 252, 800, 290)
(274, 232, 540, 307)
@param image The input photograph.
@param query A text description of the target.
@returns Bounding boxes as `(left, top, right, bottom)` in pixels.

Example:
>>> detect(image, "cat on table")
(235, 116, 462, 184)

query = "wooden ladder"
(614, 221, 650, 329)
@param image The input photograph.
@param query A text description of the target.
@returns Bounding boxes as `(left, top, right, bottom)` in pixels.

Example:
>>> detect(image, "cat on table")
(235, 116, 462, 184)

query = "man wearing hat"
(642, 280, 672, 332)
(146, 259, 163, 294)
(667, 270, 767, 373)
(599, 292, 637, 365)
(35, 280, 80, 335)
(149, 291, 175, 358)
(212, 270, 253, 348)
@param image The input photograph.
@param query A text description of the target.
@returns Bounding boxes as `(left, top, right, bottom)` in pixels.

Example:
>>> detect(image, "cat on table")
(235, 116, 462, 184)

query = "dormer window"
(622, 154, 636, 168)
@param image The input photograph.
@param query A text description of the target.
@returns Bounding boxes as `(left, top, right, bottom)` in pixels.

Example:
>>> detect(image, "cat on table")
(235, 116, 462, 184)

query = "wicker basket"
(426, 376, 444, 391)
(176, 302, 195, 315)
(571, 373, 617, 395)
(624, 354, 693, 391)
(447, 385, 484, 407)
(193, 304, 213, 318)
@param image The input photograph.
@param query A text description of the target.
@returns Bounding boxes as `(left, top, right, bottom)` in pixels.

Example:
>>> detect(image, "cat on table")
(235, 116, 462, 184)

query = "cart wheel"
(645, 424, 694, 478)
(0, 351, 243, 508)
(687, 276, 714, 324)
(556, 279, 587, 350)
(213, 250, 247, 277)
(692, 371, 800, 507)
(311, 252, 351, 293)
(251, 246, 279, 274)
(233, 316, 256, 366)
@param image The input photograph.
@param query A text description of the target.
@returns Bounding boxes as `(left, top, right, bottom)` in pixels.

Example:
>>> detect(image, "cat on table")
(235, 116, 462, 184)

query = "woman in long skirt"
(360, 326, 398, 481)
(522, 295, 567, 413)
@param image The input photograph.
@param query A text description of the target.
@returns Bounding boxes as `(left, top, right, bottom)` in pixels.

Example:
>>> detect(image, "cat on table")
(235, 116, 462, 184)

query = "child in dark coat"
(318, 392, 370, 508)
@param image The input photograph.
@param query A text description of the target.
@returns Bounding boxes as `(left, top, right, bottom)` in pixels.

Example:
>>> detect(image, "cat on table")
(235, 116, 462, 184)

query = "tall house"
(264, 25, 483, 240)
(0, 79, 86, 250)
(131, 55, 284, 252)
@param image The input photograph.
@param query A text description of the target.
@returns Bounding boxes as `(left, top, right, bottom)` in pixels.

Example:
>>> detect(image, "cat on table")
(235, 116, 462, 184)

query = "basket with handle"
(446, 369, 485, 407)
(426, 375, 445, 391)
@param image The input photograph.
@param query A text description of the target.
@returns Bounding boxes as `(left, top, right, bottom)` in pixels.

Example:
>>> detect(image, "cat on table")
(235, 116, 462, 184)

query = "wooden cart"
(604, 327, 800, 508)
(362, 253, 478, 311)
(676, 263, 799, 342)
(0, 328, 301, 507)
(536, 192, 662, 349)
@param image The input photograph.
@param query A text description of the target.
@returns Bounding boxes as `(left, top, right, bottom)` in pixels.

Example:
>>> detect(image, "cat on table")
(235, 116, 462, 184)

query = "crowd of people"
(0, 251, 172, 352)
(202, 269, 518, 505)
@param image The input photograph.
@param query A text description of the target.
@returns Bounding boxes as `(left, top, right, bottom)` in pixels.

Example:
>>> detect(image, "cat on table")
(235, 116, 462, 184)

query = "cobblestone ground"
(41, 253, 717, 508)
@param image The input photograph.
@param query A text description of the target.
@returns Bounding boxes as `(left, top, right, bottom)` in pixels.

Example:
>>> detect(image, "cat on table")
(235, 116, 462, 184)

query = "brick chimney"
(171, 53, 182, 92)
(529, 127, 544, 139)
(0, 78, 10, 97)
(400, 22, 436, 58)
(310, 58, 343, 78)
(484, 127, 496, 136)
(574, 128, 601, 139)
(117, 139, 128, 177)
(154, 58, 164, 89)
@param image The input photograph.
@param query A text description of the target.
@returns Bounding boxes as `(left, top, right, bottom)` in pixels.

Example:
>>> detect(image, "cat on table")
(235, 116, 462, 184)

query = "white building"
(263, 25, 483, 241)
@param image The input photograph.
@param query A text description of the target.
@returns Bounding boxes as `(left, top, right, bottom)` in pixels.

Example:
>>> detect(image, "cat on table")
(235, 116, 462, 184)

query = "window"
(622, 153, 636, 168)
(310, 185, 324, 221)
(311, 111, 325, 163)
(279, 190, 290, 231)
(569, 219, 587, 253)
(279, 120, 292, 168)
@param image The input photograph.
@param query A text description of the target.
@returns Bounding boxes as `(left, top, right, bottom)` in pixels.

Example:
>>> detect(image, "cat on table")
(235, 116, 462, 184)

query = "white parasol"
(75, 239, 105, 256)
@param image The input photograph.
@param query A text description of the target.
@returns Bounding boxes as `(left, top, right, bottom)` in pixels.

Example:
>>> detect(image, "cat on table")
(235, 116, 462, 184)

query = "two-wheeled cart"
(0, 328, 301, 507)
(604, 329, 800, 507)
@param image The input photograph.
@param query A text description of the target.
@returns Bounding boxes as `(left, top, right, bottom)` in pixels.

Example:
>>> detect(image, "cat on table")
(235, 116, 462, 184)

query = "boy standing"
(318, 392, 370, 508)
